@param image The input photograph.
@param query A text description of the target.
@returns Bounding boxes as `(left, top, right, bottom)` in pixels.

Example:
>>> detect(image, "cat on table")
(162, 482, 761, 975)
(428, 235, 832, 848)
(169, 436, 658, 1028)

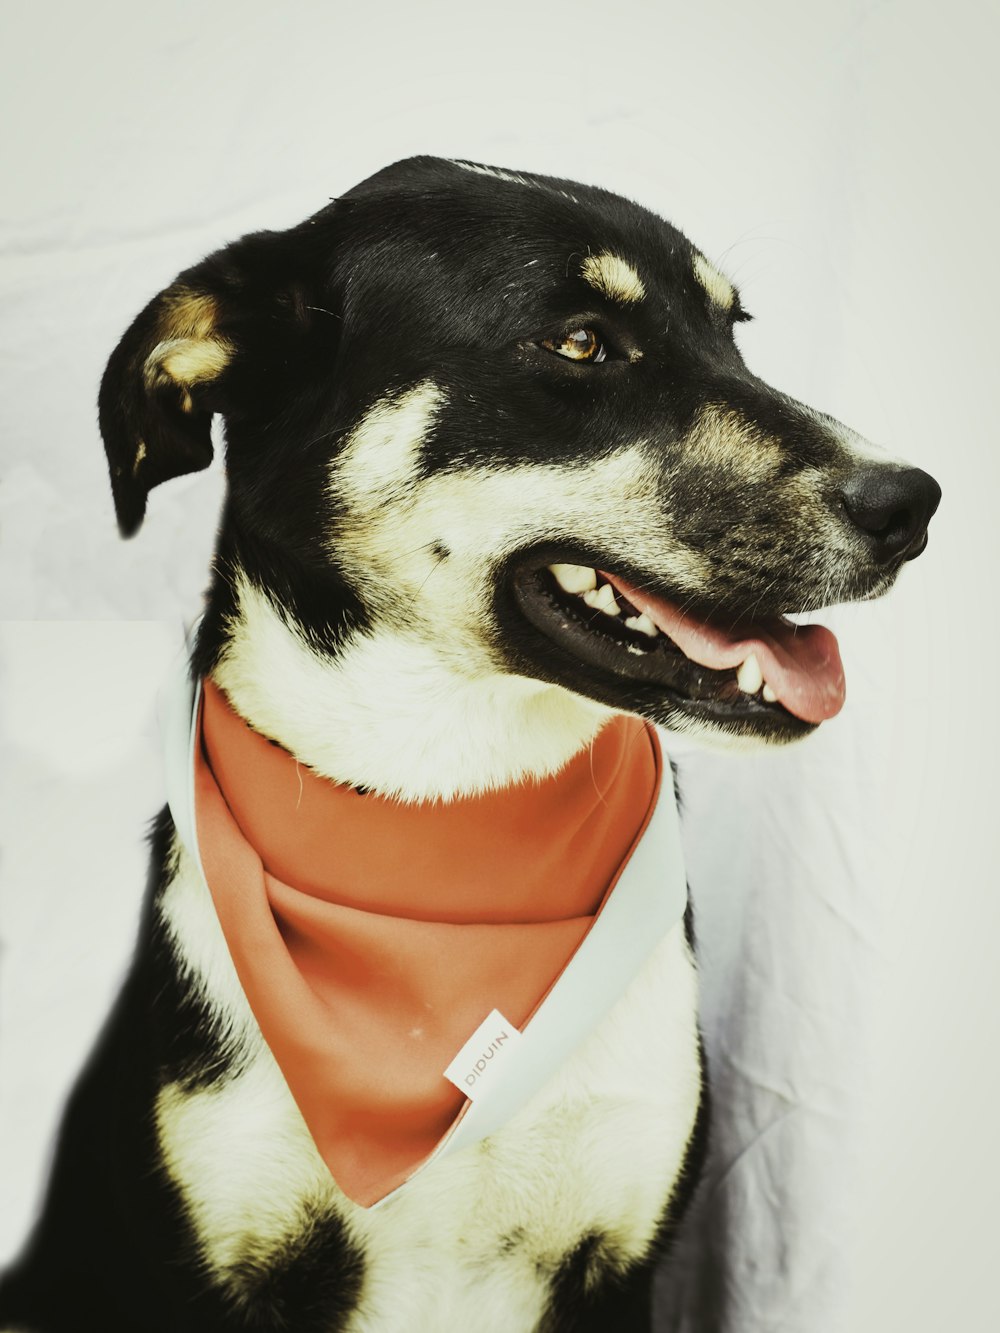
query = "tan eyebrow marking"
(580, 252, 646, 304)
(692, 254, 735, 311)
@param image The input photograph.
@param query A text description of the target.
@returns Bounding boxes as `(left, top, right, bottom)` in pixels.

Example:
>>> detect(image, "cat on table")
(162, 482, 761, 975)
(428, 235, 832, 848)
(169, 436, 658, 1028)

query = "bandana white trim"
(159, 638, 688, 1208)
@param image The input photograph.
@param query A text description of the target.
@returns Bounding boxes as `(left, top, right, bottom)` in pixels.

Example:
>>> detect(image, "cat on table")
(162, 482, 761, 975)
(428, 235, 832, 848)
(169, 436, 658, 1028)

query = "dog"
(0, 156, 940, 1332)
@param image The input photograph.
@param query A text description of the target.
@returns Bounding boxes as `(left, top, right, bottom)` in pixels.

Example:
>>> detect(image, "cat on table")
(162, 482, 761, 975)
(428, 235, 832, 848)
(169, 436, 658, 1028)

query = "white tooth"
(762, 683, 778, 703)
(550, 563, 597, 594)
(583, 583, 620, 615)
(736, 654, 764, 695)
(624, 613, 659, 637)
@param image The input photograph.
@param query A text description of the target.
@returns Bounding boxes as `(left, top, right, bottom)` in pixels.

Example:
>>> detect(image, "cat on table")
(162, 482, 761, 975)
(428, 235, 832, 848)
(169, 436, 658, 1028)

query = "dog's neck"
(207, 576, 613, 804)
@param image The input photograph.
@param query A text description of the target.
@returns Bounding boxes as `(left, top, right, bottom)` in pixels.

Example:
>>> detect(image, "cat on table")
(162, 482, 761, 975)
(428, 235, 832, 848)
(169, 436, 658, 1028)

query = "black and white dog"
(0, 156, 939, 1332)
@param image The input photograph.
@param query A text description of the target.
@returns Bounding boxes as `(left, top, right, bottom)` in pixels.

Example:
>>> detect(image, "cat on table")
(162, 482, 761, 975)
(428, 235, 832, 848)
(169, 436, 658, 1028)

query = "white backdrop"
(1, 2, 997, 1329)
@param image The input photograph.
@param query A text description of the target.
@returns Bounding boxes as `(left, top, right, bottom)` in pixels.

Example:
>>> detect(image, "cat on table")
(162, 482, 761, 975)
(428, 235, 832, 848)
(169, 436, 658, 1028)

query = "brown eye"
(541, 327, 607, 363)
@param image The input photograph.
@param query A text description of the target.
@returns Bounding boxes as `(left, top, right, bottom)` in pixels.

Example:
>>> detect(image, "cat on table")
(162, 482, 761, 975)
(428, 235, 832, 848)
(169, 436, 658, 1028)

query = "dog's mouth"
(510, 561, 846, 736)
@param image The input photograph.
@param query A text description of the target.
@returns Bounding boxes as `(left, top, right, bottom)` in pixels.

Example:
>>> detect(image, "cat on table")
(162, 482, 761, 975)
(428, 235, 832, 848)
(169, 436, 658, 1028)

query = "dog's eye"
(541, 328, 607, 363)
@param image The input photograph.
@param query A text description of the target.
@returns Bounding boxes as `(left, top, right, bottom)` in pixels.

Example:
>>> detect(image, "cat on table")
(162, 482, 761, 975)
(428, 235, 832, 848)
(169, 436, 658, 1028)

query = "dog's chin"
(502, 559, 835, 747)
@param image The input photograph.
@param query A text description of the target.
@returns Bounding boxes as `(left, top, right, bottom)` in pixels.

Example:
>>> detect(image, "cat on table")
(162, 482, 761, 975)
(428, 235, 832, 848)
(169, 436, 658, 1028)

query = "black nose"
(839, 465, 941, 562)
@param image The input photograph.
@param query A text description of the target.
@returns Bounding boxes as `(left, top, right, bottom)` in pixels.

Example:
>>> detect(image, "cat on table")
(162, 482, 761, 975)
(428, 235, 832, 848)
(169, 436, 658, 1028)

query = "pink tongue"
(601, 573, 846, 724)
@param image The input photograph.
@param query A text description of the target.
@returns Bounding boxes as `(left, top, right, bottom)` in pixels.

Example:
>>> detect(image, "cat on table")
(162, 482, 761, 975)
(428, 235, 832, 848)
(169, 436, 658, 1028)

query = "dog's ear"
(98, 228, 322, 537)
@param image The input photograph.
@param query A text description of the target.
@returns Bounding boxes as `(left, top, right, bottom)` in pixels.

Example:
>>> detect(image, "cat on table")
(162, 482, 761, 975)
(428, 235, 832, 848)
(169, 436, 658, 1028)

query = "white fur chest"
(155, 846, 701, 1332)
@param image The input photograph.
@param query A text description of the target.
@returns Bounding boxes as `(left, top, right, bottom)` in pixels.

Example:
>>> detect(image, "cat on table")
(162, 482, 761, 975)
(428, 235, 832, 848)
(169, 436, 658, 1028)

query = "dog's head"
(100, 155, 939, 765)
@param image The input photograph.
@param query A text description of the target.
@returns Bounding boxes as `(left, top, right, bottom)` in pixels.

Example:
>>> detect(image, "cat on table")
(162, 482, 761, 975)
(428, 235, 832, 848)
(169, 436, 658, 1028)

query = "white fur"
(214, 581, 610, 801)
(155, 843, 701, 1326)
(157, 844, 338, 1276)
(337, 380, 444, 511)
(156, 1052, 336, 1277)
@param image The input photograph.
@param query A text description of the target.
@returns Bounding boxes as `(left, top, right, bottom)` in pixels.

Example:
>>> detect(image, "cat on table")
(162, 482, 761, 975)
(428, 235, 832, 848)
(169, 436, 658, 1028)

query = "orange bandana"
(193, 679, 660, 1206)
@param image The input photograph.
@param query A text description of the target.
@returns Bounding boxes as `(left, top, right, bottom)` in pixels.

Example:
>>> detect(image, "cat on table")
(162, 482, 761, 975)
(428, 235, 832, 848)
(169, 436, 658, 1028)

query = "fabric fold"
(193, 677, 661, 1206)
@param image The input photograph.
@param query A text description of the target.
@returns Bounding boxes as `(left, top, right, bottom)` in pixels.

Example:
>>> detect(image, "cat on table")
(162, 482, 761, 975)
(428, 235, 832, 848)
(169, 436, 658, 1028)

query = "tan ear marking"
(132, 440, 147, 476)
(143, 289, 233, 394)
(145, 337, 233, 390)
(162, 289, 220, 341)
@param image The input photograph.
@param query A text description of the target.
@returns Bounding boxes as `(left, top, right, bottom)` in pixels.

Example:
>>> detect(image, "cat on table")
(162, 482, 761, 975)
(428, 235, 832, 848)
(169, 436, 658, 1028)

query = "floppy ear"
(98, 228, 322, 537)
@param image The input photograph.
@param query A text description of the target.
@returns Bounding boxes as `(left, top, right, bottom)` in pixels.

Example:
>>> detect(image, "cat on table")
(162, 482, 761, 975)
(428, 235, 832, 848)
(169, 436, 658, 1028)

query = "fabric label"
(444, 1008, 523, 1101)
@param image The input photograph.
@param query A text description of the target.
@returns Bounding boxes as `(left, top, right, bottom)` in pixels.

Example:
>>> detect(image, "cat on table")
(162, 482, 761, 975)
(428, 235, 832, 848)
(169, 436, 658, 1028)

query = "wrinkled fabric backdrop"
(1, 2, 996, 1330)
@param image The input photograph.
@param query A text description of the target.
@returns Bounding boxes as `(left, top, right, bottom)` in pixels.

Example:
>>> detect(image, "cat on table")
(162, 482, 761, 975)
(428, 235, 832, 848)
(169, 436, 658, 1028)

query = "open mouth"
(510, 561, 846, 735)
